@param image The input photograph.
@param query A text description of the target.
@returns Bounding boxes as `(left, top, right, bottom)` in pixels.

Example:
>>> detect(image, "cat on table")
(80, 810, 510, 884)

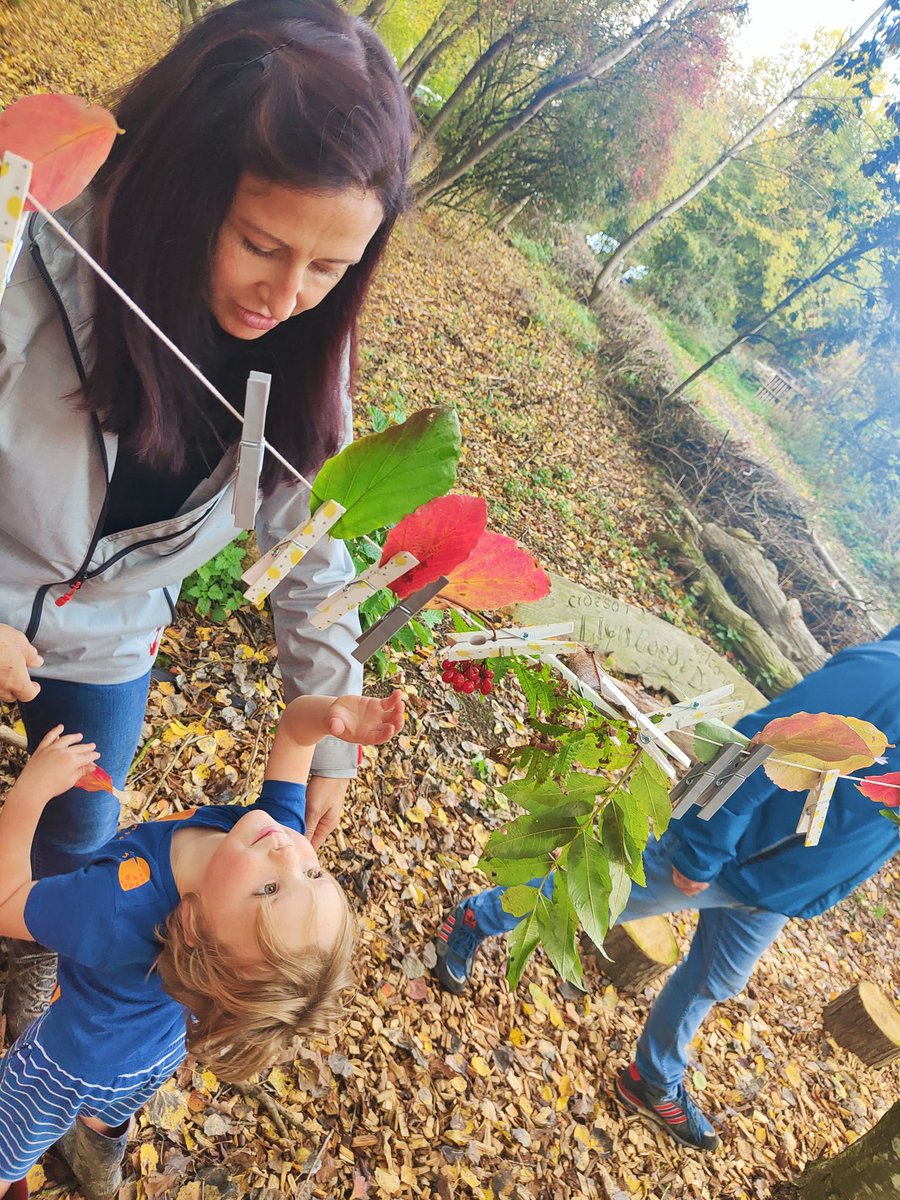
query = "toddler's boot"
(3, 939, 58, 1042)
(56, 1117, 130, 1199)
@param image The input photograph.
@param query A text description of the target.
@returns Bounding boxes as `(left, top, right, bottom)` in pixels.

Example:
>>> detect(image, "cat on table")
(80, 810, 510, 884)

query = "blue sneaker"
(434, 899, 485, 995)
(615, 1062, 720, 1151)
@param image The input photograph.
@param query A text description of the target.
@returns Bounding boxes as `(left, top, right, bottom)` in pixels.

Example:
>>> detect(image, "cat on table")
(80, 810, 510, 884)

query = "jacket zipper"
(26, 224, 111, 640)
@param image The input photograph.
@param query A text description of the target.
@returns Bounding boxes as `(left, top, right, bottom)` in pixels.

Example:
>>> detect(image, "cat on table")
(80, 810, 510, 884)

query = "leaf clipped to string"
(752, 711, 883, 791)
(77, 764, 114, 794)
(855, 772, 900, 808)
(380, 494, 486, 599)
(440, 531, 550, 609)
(0, 94, 120, 211)
(310, 407, 461, 539)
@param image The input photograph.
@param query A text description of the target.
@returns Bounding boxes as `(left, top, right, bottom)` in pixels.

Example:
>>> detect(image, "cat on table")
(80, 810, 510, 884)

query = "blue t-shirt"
(24, 780, 306, 1076)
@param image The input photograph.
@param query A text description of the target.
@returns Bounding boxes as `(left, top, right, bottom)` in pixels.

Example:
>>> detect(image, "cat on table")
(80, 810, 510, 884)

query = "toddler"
(0, 689, 404, 1200)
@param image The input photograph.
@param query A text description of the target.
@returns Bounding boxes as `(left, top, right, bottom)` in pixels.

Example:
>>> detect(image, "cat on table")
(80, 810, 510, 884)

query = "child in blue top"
(0, 689, 405, 1200)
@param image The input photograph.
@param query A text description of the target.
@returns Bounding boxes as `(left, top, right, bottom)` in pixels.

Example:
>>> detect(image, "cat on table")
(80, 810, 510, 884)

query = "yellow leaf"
(459, 1166, 480, 1189)
(784, 1061, 802, 1089)
(509, 1027, 526, 1047)
(140, 1143, 159, 1175)
(268, 1066, 290, 1098)
(26, 1166, 46, 1192)
(528, 982, 563, 1028)
(470, 1054, 492, 1078)
(849, 930, 864, 942)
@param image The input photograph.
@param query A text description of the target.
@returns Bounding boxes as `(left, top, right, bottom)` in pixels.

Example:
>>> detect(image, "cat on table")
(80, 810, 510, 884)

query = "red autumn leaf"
(0, 94, 120, 212)
(440, 531, 550, 610)
(77, 764, 114, 794)
(752, 712, 871, 761)
(381, 494, 487, 599)
(855, 772, 900, 808)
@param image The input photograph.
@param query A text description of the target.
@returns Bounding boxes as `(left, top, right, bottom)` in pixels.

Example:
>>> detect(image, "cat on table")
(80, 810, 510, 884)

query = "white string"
(29, 197, 387, 553)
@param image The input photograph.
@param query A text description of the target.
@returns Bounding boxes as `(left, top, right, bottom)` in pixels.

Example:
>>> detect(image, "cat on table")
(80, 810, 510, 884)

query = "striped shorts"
(0, 1015, 185, 1179)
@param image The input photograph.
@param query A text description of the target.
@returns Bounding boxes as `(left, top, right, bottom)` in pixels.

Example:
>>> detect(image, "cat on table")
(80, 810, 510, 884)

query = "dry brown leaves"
(2, 5, 898, 1198)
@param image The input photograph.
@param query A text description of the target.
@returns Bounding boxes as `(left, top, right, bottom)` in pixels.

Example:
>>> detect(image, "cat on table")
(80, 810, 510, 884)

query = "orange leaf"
(855, 772, 900, 808)
(77, 764, 114, 793)
(441, 531, 549, 610)
(380, 494, 486, 599)
(753, 712, 871, 761)
(0, 94, 120, 212)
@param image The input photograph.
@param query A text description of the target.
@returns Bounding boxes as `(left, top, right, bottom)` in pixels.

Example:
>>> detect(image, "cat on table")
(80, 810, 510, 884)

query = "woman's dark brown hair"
(88, 0, 415, 485)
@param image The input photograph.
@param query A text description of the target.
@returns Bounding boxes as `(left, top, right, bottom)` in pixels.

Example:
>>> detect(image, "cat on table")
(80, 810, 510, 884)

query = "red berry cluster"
(441, 659, 495, 695)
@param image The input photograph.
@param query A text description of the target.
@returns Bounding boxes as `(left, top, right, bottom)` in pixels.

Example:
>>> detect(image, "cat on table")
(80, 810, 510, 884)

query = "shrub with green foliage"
(182, 533, 249, 622)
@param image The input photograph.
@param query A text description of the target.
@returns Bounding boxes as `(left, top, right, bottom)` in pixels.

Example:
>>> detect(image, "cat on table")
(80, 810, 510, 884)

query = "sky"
(735, 0, 877, 62)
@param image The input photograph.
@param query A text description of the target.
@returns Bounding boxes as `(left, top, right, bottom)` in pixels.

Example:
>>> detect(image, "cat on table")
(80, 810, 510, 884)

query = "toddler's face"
(197, 810, 346, 962)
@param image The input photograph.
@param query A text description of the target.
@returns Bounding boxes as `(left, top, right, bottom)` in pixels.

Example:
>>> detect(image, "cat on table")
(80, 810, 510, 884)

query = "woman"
(0, 0, 414, 1040)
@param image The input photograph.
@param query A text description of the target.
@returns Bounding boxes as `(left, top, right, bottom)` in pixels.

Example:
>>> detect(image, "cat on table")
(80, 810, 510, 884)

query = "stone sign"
(512, 572, 766, 717)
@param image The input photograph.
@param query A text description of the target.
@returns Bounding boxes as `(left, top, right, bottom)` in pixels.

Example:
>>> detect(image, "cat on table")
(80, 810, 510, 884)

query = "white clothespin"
(231, 371, 271, 530)
(635, 729, 678, 781)
(584, 660, 691, 770)
(309, 551, 420, 630)
(652, 685, 744, 733)
(242, 499, 346, 606)
(796, 768, 839, 847)
(445, 623, 578, 662)
(0, 152, 32, 306)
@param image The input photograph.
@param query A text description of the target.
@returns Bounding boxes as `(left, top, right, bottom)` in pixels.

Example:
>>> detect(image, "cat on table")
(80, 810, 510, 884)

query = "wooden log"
(699, 521, 828, 676)
(592, 916, 679, 993)
(823, 982, 900, 1069)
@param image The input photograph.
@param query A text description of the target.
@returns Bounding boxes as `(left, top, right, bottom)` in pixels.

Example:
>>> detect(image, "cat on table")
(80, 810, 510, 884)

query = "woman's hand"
(0, 624, 44, 702)
(326, 690, 405, 745)
(15, 725, 100, 801)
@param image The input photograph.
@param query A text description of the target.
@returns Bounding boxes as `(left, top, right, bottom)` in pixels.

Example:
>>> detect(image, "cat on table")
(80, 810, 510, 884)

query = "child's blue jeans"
(466, 835, 788, 1095)
(19, 673, 151, 877)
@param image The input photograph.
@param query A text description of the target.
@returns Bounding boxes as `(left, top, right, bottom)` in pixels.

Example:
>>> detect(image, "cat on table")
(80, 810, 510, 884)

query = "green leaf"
(881, 808, 900, 826)
(482, 800, 591, 862)
(611, 789, 650, 852)
(537, 873, 583, 988)
(565, 773, 611, 800)
(501, 884, 544, 918)
(574, 734, 603, 768)
(310, 407, 461, 539)
(506, 901, 542, 990)
(501, 779, 570, 815)
(480, 854, 553, 886)
(601, 804, 644, 889)
(567, 826, 612, 950)
(629, 756, 672, 838)
(692, 719, 750, 764)
(608, 860, 632, 926)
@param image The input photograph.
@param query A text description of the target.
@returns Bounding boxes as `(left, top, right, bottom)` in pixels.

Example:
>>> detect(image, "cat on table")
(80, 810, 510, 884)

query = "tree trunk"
(418, 0, 685, 204)
(495, 193, 532, 233)
(589, 1, 891, 295)
(654, 516, 803, 696)
(698, 522, 828, 674)
(426, 30, 516, 138)
(783, 1100, 900, 1200)
(823, 982, 900, 1069)
(405, 11, 480, 96)
(399, 1, 464, 81)
(592, 917, 679, 992)
(659, 237, 876, 404)
(359, 0, 393, 26)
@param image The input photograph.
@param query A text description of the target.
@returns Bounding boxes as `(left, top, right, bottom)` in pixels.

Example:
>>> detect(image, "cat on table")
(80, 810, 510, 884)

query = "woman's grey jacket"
(0, 196, 361, 776)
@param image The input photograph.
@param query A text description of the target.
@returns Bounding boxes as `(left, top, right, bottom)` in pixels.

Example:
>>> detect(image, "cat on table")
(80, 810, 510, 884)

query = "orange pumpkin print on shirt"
(118, 855, 152, 891)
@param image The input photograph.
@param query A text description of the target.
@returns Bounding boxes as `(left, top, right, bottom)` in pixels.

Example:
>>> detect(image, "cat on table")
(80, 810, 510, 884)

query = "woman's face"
(209, 175, 384, 338)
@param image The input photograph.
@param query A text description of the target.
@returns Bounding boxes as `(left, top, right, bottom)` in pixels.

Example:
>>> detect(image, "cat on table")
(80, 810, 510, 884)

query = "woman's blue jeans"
(18, 674, 151, 878)
(467, 835, 788, 1095)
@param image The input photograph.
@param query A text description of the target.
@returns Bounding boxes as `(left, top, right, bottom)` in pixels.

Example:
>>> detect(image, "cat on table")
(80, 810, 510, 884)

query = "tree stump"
(592, 917, 679, 993)
(823, 982, 900, 1068)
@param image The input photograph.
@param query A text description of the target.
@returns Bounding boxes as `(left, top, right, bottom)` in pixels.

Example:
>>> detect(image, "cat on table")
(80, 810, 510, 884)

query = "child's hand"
(326, 691, 405, 745)
(16, 725, 101, 800)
